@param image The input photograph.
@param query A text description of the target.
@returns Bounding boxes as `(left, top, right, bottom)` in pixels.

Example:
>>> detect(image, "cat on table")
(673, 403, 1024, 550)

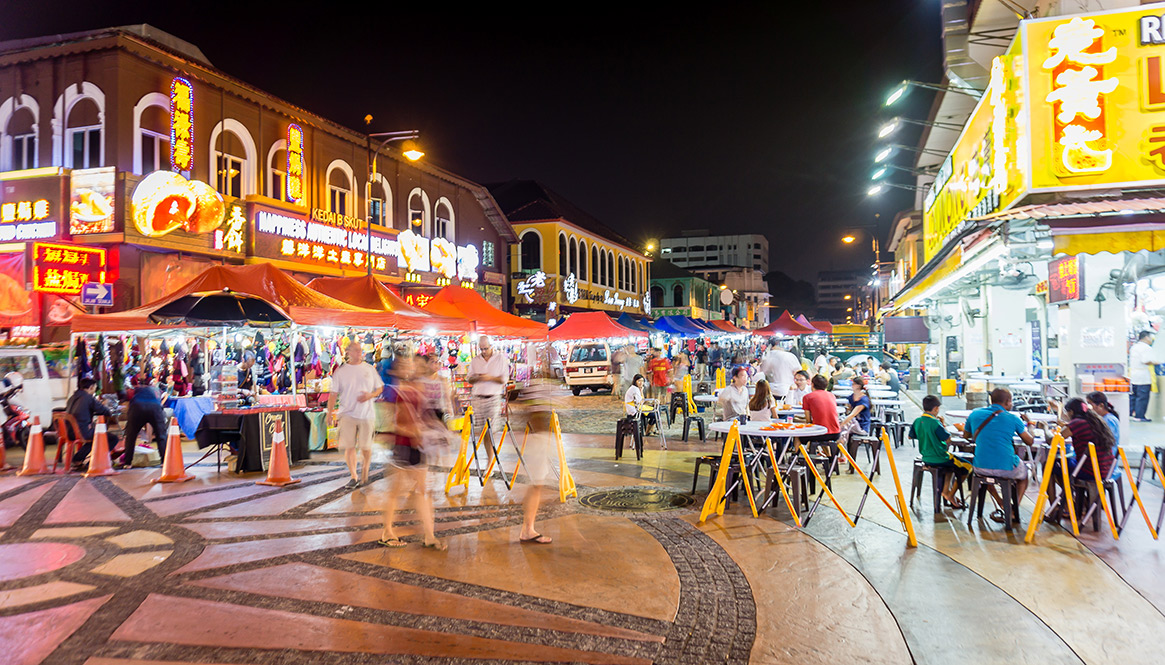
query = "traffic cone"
(153, 417, 195, 483)
(83, 416, 117, 477)
(257, 418, 300, 487)
(16, 416, 48, 476)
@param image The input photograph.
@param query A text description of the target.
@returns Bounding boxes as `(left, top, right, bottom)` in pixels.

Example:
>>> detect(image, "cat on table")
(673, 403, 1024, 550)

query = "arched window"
(267, 139, 287, 201)
(0, 95, 38, 171)
(407, 188, 431, 234)
(558, 233, 568, 276)
(369, 174, 392, 227)
(618, 257, 625, 291)
(209, 119, 257, 198)
(591, 246, 599, 283)
(520, 231, 541, 272)
(606, 252, 614, 289)
(52, 82, 104, 169)
(579, 241, 588, 281)
(131, 92, 167, 175)
(599, 248, 607, 286)
(569, 237, 578, 276)
(650, 285, 664, 307)
(638, 264, 644, 293)
(673, 284, 685, 307)
(434, 197, 455, 241)
(325, 160, 355, 216)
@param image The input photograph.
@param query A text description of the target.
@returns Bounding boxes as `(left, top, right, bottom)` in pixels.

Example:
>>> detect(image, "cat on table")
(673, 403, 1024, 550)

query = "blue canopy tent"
(638, 317, 661, 332)
(617, 313, 656, 333)
(690, 318, 722, 332)
(656, 315, 705, 336)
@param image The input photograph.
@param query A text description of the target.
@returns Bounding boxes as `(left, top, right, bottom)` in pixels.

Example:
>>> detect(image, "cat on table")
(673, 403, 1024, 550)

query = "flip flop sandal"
(377, 538, 406, 548)
(989, 509, 1007, 524)
(520, 534, 553, 544)
(422, 540, 447, 551)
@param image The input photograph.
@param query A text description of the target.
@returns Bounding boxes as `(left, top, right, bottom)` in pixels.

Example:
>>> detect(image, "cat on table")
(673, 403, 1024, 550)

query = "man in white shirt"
(813, 353, 830, 376)
(718, 366, 751, 421)
(1129, 330, 1157, 421)
(467, 336, 509, 462)
(327, 340, 384, 489)
(760, 338, 800, 399)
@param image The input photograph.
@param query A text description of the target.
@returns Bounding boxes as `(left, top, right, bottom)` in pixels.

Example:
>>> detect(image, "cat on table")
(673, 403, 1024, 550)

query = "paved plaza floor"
(2, 391, 1164, 664)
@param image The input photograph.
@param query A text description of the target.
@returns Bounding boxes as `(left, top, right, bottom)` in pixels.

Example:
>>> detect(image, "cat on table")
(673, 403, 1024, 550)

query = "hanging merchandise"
(90, 335, 105, 391)
(190, 341, 204, 395)
(109, 337, 125, 397)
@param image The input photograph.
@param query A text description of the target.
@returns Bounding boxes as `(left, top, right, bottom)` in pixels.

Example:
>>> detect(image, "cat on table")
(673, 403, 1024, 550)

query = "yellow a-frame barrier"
(681, 374, 697, 415)
(698, 421, 759, 523)
(551, 410, 577, 503)
(714, 368, 726, 391)
(833, 431, 917, 547)
(1024, 433, 1079, 543)
(1117, 447, 1160, 539)
(444, 406, 475, 494)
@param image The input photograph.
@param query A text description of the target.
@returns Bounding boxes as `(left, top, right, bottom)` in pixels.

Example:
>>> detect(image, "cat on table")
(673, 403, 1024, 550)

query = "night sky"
(2, 1, 943, 282)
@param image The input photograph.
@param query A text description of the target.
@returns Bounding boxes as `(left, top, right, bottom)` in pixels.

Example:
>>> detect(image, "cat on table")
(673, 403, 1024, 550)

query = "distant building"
(648, 259, 720, 320)
(816, 269, 867, 323)
(659, 230, 768, 273)
(489, 180, 650, 320)
(722, 269, 772, 330)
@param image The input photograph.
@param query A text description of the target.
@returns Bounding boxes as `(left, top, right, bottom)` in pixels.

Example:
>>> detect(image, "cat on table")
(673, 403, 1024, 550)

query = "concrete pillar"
(985, 285, 1029, 375)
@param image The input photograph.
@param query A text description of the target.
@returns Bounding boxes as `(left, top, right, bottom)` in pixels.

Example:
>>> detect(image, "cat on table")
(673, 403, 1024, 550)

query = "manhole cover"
(579, 488, 694, 512)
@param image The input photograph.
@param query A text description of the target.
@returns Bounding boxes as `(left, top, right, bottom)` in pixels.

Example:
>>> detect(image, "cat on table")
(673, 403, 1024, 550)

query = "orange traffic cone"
(16, 416, 48, 476)
(83, 416, 116, 477)
(257, 418, 300, 487)
(153, 417, 195, 483)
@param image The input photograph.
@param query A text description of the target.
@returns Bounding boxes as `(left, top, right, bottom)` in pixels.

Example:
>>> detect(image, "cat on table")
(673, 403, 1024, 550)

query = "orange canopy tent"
(710, 319, 747, 334)
(420, 285, 547, 339)
(752, 310, 818, 336)
(71, 263, 369, 333)
(305, 275, 470, 333)
(549, 311, 646, 341)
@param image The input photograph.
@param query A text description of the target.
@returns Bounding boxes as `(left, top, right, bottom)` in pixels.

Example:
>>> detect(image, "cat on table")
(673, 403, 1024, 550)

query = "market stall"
(548, 311, 647, 342)
(752, 310, 818, 336)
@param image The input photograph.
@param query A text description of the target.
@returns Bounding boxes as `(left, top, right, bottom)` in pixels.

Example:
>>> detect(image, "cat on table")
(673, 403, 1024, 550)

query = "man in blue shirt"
(965, 388, 1034, 519)
(117, 381, 170, 469)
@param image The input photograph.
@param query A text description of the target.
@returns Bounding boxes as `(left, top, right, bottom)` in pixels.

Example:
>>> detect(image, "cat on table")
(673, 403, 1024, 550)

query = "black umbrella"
(149, 290, 291, 327)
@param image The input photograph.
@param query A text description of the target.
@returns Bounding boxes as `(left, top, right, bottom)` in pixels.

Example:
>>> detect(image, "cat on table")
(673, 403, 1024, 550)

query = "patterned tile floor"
(1, 392, 1163, 664)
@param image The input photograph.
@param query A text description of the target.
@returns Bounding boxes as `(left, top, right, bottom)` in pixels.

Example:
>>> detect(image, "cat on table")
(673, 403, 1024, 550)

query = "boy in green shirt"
(909, 395, 969, 509)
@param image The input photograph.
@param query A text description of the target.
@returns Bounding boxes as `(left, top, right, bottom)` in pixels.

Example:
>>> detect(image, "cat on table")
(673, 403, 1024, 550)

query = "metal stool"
(967, 472, 1021, 531)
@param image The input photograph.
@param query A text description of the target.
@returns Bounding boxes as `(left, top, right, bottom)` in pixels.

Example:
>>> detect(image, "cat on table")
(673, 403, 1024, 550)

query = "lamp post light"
(874, 144, 948, 163)
(884, 79, 983, 106)
(877, 117, 962, 139)
(364, 119, 423, 276)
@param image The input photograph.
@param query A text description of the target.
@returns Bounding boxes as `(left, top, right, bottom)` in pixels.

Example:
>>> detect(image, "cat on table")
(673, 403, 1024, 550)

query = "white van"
(564, 342, 613, 395)
(0, 347, 71, 426)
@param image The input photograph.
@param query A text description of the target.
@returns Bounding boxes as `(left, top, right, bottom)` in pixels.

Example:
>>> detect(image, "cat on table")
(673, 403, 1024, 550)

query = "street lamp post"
(841, 226, 884, 326)
(364, 120, 424, 276)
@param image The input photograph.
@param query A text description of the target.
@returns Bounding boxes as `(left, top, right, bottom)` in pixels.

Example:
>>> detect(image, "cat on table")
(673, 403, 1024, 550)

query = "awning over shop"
(549, 311, 646, 341)
(655, 315, 706, 336)
(753, 311, 817, 336)
(421, 285, 547, 339)
(809, 321, 833, 334)
(688, 317, 720, 332)
(710, 319, 747, 334)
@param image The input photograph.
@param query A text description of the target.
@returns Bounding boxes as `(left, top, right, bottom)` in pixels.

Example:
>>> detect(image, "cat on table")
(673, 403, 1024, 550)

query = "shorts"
(393, 441, 424, 467)
(337, 416, 375, 450)
(974, 461, 1029, 480)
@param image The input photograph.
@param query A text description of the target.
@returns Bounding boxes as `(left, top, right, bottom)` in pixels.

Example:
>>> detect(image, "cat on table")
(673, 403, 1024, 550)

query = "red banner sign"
(32, 242, 106, 295)
(1047, 255, 1083, 304)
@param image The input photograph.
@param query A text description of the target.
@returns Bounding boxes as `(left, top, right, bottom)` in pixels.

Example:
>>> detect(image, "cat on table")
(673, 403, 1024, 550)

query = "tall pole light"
(884, 79, 983, 106)
(364, 117, 423, 276)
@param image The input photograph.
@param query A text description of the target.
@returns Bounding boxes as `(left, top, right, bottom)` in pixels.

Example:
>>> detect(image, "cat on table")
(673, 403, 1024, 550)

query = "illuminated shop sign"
(0, 170, 64, 241)
(170, 77, 194, 172)
(131, 171, 225, 238)
(286, 124, 304, 202)
(603, 290, 641, 311)
(1047, 255, 1084, 304)
(516, 270, 548, 303)
(564, 273, 579, 304)
(32, 242, 106, 295)
(397, 229, 479, 282)
(69, 167, 116, 235)
(251, 206, 398, 274)
(214, 203, 246, 253)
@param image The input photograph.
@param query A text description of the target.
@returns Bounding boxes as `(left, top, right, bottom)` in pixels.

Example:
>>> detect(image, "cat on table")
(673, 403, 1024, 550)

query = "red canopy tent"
(752, 310, 818, 336)
(549, 311, 646, 341)
(305, 275, 469, 333)
(71, 263, 367, 333)
(810, 320, 834, 334)
(794, 314, 822, 333)
(710, 319, 747, 334)
(421, 285, 547, 339)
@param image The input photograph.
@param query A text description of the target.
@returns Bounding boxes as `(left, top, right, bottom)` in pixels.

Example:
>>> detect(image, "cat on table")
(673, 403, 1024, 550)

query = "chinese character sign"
(170, 77, 194, 172)
(287, 124, 305, 202)
(1042, 17, 1117, 175)
(1047, 255, 1083, 304)
(32, 243, 106, 295)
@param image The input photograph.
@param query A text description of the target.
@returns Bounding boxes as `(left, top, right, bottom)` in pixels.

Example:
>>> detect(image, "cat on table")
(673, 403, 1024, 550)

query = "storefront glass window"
(12, 134, 35, 170)
(559, 234, 568, 275)
(520, 232, 541, 272)
(217, 153, 243, 197)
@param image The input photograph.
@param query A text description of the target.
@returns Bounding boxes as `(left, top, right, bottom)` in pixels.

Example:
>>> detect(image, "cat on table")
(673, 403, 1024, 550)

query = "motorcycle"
(0, 372, 31, 451)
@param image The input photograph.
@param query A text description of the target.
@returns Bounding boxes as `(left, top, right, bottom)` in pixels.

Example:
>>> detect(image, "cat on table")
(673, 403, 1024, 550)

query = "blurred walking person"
(327, 340, 384, 489)
(467, 336, 509, 462)
(379, 354, 446, 551)
(513, 347, 562, 544)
